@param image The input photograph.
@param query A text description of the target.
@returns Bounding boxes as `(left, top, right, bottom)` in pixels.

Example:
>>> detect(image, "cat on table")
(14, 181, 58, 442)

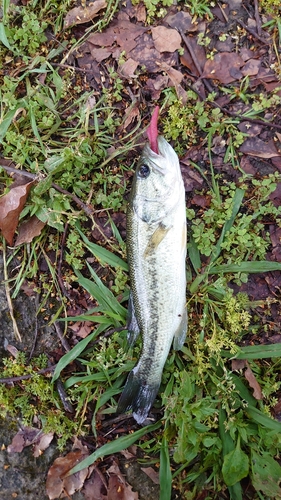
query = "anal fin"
(173, 307, 188, 351)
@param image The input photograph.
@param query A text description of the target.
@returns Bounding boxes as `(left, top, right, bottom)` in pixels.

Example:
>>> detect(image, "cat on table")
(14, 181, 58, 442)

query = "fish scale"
(117, 116, 187, 424)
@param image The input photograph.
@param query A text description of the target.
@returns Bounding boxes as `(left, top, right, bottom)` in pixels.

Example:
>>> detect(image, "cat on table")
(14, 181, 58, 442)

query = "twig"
(185, 82, 281, 132)
(2, 239, 21, 342)
(236, 19, 268, 45)
(254, 0, 262, 37)
(57, 223, 73, 301)
(0, 164, 94, 218)
(178, 29, 216, 95)
(28, 293, 40, 361)
(53, 320, 71, 352)
(0, 365, 56, 384)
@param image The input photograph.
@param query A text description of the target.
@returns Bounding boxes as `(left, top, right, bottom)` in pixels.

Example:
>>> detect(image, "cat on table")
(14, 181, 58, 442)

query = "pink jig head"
(146, 106, 160, 155)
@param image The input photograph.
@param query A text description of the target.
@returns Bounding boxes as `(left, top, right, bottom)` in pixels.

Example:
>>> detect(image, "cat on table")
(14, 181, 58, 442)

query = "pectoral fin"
(173, 307, 188, 350)
(143, 223, 171, 258)
(127, 291, 140, 346)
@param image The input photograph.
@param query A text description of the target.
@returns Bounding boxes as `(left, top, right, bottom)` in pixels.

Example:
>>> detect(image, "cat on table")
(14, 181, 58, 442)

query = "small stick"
(2, 239, 21, 342)
(0, 164, 94, 218)
(254, 0, 262, 37)
(237, 19, 268, 45)
(0, 365, 56, 384)
(178, 29, 215, 95)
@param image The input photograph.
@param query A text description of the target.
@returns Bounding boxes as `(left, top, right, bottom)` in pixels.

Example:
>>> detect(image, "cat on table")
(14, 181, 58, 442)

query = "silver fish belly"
(117, 136, 187, 424)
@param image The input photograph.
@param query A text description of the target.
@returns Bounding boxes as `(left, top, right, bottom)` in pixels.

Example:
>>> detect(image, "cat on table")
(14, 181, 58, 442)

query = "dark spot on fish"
(138, 164, 150, 178)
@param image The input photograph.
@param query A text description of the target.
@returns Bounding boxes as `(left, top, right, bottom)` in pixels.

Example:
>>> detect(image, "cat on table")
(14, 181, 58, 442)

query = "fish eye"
(138, 164, 150, 178)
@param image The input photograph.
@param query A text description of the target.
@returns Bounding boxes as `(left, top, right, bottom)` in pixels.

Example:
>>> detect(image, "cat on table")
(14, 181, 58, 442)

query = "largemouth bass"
(117, 107, 187, 424)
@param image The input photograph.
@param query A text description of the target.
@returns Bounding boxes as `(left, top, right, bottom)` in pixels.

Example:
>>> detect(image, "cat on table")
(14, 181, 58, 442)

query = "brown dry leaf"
(232, 359, 247, 371)
(180, 37, 207, 76)
(202, 52, 244, 84)
(64, 0, 107, 28)
(140, 467, 159, 485)
(107, 474, 138, 500)
(33, 432, 54, 458)
(7, 427, 53, 455)
(151, 26, 181, 53)
(14, 215, 46, 246)
(118, 58, 138, 78)
(166, 11, 196, 32)
(83, 468, 107, 500)
(232, 359, 263, 400)
(0, 180, 34, 245)
(46, 448, 89, 500)
(69, 320, 93, 338)
(244, 366, 263, 400)
(241, 58, 261, 77)
(121, 104, 140, 131)
(239, 137, 281, 158)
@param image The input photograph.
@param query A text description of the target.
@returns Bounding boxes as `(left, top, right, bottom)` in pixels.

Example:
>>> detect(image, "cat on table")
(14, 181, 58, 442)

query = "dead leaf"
(166, 11, 196, 32)
(7, 427, 53, 456)
(0, 181, 34, 245)
(33, 432, 54, 457)
(202, 52, 244, 84)
(118, 58, 138, 78)
(64, 0, 107, 28)
(239, 137, 281, 158)
(232, 359, 263, 400)
(107, 474, 138, 500)
(151, 26, 181, 53)
(120, 104, 140, 132)
(140, 467, 159, 485)
(241, 58, 261, 77)
(83, 468, 107, 500)
(69, 321, 93, 338)
(14, 215, 46, 246)
(46, 449, 89, 500)
(244, 366, 263, 400)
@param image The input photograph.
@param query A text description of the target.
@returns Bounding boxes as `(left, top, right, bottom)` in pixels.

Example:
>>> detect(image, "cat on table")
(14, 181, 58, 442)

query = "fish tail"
(117, 367, 160, 424)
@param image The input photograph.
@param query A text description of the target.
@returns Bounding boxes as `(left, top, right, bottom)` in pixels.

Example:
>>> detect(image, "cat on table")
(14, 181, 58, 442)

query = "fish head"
(130, 136, 184, 223)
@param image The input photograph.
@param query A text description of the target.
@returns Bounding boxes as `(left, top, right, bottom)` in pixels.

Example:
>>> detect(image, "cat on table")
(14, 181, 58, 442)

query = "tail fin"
(117, 367, 160, 424)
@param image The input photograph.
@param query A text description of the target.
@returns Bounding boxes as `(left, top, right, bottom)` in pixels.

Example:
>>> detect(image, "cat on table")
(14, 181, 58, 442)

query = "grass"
(1, 0, 281, 498)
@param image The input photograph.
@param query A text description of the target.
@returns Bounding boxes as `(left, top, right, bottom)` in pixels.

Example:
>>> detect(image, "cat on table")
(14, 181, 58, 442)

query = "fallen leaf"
(239, 137, 281, 158)
(151, 26, 181, 53)
(232, 359, 263, 400)
(107, 474, 138, 500)
(202, 52, 244, 84)
(241, 58, 261, 77)
(118, 58, 138, 78)
(69, 320, 93, 338)
(7, 427, 53, 455)
(140, 467, 159, 485)
(46, 448, 89, 500)
(33, 432, 54, 457)
(166, 11, 196, 32)
(83, 468, 107, 500)
(64, 0, 107, 28)
(14, 215, 46, 246)
(0, 181, 34, 245)
(244, 366, 263, 400)
(120, 104, 140, 131)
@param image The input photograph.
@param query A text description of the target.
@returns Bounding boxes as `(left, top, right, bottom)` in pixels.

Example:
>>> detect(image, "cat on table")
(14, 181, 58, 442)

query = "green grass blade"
(52, 324, 105, 382)
(246, 405, 281, 431)
(68, 421, 162, 475)
(188, 234, 201, 274)
(0, 105, 23, 142)
(77, 267, 127, 321)
(160, 437, 172, 500)
(0, 22, 13, 50)
(222, 343, 281, 360)
(211, 261, 281, 274)
(76, 225, 128, 270)
(210, 188, 245, 265)
(219, 409, 243, 500)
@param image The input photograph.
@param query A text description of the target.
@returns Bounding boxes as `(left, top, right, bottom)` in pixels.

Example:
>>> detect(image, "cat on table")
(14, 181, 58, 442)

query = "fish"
(117, 106, 187, 424)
